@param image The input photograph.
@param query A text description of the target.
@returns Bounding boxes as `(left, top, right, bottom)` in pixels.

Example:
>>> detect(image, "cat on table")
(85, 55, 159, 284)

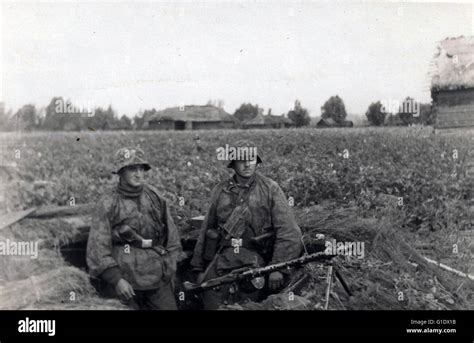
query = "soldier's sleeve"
(189, 185, 220, 270)
(269, 183, 303, 265)
(163, 199, 182, 265)
(86, 197, 122, 285)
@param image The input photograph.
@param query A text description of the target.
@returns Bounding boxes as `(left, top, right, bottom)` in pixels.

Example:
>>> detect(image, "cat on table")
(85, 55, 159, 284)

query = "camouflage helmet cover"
(226, 139, 263, 168)
(113, 147, 151, 174)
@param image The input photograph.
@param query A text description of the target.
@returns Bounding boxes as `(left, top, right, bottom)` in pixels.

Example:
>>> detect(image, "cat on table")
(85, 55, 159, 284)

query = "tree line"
(0, 95, 433, 131)
(365, 97, 433, 127)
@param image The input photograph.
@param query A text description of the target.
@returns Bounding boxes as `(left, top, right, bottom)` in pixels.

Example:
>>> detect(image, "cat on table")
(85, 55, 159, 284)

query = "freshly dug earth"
(291, 204, 473, 310)
(1, 204, 472, 310)
(0, 266, 126, 310)
(230, 204, 473, 310)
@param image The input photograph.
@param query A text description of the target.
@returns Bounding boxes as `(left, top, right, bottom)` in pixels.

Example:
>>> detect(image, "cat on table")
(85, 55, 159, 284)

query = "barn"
(316, 117, 353, 128)
(431, 36, 474, 129)
(242, 113, 295, 129)
(147, 105, 236, 130)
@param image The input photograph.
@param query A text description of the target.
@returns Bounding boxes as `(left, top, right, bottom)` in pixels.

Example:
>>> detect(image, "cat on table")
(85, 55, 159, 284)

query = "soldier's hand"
(116, 279, 136, 300)
(269, 271, 284, 290)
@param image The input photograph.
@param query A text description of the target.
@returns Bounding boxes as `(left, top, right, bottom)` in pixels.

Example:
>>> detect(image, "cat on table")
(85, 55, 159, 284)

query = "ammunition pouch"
(203, 226, 274, 263)
(111, 223, 167, 254)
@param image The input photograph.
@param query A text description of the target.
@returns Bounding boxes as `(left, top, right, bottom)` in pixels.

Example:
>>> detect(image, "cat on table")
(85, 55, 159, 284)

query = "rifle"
(184, 251, 343, 294)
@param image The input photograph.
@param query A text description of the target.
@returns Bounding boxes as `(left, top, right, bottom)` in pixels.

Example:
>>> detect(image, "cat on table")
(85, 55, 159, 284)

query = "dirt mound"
(0, 218, 124, 310)
(1, 203, 472, 310)
(293, 204, 473, 310)
(0, 267, 94, 310)
(23, 297, 129, 310)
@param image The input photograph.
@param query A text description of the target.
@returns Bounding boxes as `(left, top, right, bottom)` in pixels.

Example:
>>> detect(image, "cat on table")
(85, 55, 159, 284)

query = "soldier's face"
(121, 165, 145, 187)
(233, 158, 257, 178)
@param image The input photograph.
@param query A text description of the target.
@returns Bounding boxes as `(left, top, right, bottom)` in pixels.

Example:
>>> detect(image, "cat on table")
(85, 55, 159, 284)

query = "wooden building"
(147, 105, 236, 130)
(431, 36, 474, 129)
(316, 117, 353, 128)
(242, 113, 295, 129)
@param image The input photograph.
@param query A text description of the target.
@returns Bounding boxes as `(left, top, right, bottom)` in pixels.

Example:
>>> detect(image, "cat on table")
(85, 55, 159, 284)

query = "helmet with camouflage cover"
(112, 147, 151, 174)
(226, 139, 263, 168)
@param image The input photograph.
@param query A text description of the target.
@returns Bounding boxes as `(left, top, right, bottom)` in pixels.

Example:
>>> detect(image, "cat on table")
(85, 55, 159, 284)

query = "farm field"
(1, 127, 473, 310)
(4, 127, 473, 230)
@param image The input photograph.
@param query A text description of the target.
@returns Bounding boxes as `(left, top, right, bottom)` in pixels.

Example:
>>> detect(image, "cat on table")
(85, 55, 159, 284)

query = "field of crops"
(4, 127, 473, 229)
(1, 127, 473, 309)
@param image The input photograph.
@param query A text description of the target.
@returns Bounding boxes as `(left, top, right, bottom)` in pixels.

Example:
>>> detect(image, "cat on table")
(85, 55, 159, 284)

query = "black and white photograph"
(0, 0, 473, 338)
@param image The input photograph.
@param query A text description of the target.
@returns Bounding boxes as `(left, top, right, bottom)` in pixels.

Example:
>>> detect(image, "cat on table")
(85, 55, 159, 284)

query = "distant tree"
(417, 103, 434, 125)
(383, 97, 433, 127)
(321, 95, 347, 124)
(0, 103, 8, 131)
(88, 105, 117, 130)
(42, 97, 65, 130)
(398, 97, 420, 126)
(13, 104, 39, 131)
(365, 101, 386, 126)
(36, 107, 46, 128)
(234, 103, 259, 122)
(117, 115, 133, 130)
(140, 108, 159, 130)
(399, 113, 413, 126)
(3, 109, 14, 131)
(206, 99, 225, 109)
(132, 111, 146, 130)
(287, 100, 310, 127)
(385, 113, 403, 126)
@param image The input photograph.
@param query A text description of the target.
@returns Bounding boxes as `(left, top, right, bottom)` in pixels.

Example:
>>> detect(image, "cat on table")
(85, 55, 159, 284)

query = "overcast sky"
(1, 1, 472, 118)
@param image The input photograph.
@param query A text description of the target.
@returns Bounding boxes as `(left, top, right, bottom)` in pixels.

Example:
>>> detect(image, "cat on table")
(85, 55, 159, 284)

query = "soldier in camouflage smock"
(190, 140, 303, 309)
(87, 147, 182, 310)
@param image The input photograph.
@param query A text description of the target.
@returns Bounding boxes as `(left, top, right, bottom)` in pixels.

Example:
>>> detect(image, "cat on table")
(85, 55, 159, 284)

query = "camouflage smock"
(190, 172, 303, 272)
(86, 184, 182, 290)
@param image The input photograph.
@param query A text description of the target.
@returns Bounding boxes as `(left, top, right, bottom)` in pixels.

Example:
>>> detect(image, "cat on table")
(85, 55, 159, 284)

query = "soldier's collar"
(229, 173, 257, 189)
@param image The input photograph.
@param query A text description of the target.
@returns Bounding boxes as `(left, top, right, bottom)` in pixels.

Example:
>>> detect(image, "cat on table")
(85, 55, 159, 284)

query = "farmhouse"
(431, 36, 474, 129)
(242, 113, 295, 129)
(316, 117, 353, 128)
(147, 105, 236, 130)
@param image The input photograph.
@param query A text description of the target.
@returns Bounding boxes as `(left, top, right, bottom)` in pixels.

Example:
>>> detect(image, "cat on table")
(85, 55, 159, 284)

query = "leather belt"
(114, 238, 167, 254)
(218, 237, 255, 250)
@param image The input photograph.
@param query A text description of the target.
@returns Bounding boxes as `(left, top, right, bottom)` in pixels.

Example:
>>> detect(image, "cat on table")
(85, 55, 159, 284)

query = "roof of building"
(317, 117, 338, 126)
(243, 113, 294, 126)
(148, 105, 235, 122)
(431, 36, 474, 91)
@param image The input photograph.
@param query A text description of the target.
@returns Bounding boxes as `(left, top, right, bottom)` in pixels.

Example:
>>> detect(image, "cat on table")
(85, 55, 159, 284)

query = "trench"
(59, 239, 107, 295)
(58, 235, 201, 309)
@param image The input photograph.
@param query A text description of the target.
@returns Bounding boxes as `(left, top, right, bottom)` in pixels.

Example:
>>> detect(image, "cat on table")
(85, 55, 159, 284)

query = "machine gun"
(183, 250, 352, 296)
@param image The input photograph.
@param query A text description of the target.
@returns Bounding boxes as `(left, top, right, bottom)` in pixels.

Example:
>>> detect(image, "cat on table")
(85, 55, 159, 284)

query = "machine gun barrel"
(183, 251, 336, 293)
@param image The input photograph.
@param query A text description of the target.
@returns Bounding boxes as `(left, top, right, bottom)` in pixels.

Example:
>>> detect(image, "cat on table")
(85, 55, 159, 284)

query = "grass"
(1, 127, 473, 310)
